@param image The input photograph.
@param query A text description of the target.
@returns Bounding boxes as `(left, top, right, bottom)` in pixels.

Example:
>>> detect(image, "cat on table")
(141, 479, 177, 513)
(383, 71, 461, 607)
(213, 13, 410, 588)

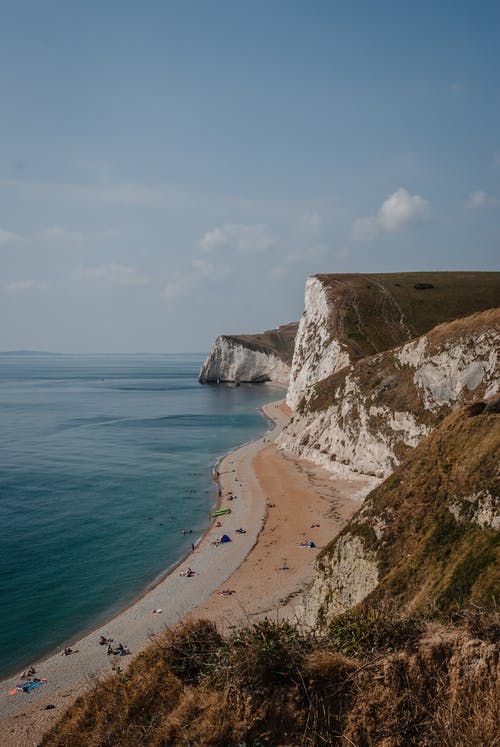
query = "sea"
(0, 353, 282, 679)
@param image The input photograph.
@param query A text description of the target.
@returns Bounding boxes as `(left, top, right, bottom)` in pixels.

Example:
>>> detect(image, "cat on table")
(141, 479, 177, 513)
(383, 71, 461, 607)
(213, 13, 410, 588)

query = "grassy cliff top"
(314, 271, 500, 359)
(222, 321, 298, 364)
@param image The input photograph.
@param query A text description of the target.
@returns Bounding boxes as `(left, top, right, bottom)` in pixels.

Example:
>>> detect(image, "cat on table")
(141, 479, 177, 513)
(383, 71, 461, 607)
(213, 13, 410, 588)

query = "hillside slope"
(279, 308, 499, 479)
(199, 321, 298, 385)
(287, 271, 500, 408)
(301, 397, 499, 627)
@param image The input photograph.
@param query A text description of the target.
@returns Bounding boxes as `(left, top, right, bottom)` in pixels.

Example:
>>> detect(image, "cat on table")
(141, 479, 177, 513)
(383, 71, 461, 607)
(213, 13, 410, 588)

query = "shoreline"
(0, 389, 280, 685)
(0, 396, 374, 746)
(0, 399, 290, 745)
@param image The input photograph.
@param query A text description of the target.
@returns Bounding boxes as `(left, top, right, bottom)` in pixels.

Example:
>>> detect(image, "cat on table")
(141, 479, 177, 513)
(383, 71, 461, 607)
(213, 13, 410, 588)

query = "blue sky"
(1, 0, 499, 352)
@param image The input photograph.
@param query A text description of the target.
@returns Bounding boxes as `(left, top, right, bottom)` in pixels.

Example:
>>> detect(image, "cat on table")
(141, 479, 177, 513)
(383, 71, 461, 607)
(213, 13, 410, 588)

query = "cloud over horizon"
(465, 190, 498, 208)
(351, 187, 430, 241)
(76, 263, 151, 287)
(41, 225, 120, 242)
(3, 279, 48, 292)
(197, 223, 275, 253)
(0, 227, 27, 246)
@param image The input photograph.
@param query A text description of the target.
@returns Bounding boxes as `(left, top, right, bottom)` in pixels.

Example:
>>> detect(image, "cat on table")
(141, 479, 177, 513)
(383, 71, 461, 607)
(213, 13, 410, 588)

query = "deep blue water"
(0, 353, 281, 678)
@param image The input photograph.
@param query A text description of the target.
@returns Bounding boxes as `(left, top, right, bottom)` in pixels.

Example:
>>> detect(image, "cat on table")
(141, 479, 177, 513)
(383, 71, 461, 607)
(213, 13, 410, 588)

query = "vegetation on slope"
(41, 613, 498, 747)
(42, 401, 499, 746)
(303, 307, 499, 419)
(315, 271, 500, 360)
(223, 321, 299, 364)
(319, 398, 499, 617)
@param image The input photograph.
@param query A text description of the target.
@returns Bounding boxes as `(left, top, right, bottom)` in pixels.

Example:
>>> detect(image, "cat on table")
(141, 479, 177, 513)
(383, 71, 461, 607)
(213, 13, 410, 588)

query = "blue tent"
(220, 534, 231, 543)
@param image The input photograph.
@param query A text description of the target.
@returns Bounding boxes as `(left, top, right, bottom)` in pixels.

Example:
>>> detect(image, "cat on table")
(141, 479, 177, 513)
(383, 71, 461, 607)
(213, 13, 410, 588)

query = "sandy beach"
(0, 399, 373, 746)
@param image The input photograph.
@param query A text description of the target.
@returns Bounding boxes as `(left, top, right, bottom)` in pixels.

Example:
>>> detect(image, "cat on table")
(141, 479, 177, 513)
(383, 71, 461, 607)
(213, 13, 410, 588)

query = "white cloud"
(76, 263, 150, 287)
(0, 227, 26, 246)
(465, 190, 498, 208)
(41, 225, 120, 242)
(378, 188, 429, 231)
(299, 212, 323, 234)
(351, 187, 430, 241)
(4, 279, 48, 292)
(466, 190, 488, 208)
(197, 223, 275, 253)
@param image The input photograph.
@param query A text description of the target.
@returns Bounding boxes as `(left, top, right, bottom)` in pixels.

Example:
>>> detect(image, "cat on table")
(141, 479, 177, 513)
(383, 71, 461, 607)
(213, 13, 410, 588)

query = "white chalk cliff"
(286, 277, 351, 410)
(199, 336, 291, 387)
(279, 309, 500, 480)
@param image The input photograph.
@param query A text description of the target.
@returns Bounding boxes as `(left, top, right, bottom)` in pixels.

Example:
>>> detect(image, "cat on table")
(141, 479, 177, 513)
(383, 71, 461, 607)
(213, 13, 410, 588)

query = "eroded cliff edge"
(287, 271, 500, 409)
(279, 308, 500, 480)
(199, 321, 298, 386)
(300, 397, 500, 627)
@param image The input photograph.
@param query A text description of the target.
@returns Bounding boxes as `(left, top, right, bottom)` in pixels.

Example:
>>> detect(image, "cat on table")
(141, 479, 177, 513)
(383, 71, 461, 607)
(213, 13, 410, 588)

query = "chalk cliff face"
(286, 277, 351, 409)
(286, 271, 500, 410)
(199, 322, 298, 387)
(300, 398, 500, 627)
(198, 336, 291, 386)
(279, 309, 500, 480)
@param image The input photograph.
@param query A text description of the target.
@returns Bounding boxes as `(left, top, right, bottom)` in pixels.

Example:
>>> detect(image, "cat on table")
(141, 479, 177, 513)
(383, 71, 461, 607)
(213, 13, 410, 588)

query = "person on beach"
(61, 647, 78, 656)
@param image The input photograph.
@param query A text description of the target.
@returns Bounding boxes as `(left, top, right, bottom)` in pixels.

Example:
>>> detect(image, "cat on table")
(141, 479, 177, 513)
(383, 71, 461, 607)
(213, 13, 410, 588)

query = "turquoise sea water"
(0, 353, 281, 679)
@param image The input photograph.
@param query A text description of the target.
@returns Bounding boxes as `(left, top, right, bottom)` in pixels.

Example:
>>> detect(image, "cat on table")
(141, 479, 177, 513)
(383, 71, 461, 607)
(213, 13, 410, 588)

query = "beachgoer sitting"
(61, 647, 75, 656)
(107, 644, 114, 655)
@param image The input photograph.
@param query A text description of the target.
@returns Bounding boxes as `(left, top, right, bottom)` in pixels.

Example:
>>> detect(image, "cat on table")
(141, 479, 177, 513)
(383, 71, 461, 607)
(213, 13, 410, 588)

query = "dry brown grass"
(315, 271, 500, 360)
(41, 611, 499, 747)
(225, 322, 299, 365)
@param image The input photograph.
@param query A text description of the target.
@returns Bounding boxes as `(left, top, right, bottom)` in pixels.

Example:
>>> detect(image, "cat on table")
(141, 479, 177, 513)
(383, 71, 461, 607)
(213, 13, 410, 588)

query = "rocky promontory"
(199, 321, 298, 386)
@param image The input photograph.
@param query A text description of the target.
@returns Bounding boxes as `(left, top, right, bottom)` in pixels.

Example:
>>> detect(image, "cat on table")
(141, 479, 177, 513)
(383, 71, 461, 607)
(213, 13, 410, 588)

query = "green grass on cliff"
(315, 271, 500, 359)
(320, 398, 500, 617)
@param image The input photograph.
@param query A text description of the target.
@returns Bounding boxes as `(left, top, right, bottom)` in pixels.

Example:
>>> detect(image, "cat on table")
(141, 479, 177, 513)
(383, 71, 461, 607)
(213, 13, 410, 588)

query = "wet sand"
(0, 400, 373, 746)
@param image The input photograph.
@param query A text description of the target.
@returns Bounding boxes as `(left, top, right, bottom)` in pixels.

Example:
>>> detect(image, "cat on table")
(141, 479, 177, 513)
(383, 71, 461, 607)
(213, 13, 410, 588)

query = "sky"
(0, 0, 499, 353)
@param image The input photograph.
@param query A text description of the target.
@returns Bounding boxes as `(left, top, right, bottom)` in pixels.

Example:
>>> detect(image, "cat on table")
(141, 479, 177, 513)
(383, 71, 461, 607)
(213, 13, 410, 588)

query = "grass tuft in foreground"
(41, 607, 498, 747)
